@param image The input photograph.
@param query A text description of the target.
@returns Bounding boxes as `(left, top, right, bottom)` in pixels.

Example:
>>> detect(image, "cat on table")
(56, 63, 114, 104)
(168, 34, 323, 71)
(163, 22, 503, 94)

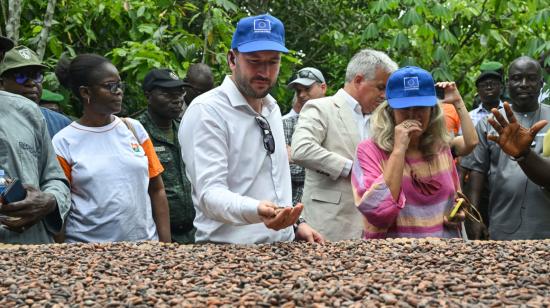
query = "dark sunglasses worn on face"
(297, 70, 323, 83)
(13, 72, 44, 85)
(99, 81, 126, 94)
(255, 115, 275, 155)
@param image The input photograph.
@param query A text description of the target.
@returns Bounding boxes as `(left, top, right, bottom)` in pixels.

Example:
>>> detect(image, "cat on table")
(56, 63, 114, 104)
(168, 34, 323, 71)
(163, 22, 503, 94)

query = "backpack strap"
(120, 117, 139, 141)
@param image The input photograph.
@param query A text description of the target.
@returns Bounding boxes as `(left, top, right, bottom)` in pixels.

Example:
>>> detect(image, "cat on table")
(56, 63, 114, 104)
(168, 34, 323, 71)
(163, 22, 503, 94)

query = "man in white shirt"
(179, 14, 323, 244)
(291, 49, 398, 241)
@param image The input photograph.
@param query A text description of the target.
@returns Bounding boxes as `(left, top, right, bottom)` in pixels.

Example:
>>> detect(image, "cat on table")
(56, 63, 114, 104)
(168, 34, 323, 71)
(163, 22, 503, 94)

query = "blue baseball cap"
(386, 66, 437, 109)
(231, 14, 288, 53)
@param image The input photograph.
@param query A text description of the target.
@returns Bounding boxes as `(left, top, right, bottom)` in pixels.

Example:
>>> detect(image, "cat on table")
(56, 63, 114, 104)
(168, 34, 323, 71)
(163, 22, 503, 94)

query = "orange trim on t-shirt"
(141, 138, 164, 178)
(56, 155, 72, 183)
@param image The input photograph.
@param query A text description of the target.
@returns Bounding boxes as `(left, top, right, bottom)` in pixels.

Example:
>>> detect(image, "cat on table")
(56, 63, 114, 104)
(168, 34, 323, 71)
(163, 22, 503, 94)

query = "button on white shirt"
(337, 89, 371, 140)
(178, 76, 294, 244)
(336, 89, 372, 177)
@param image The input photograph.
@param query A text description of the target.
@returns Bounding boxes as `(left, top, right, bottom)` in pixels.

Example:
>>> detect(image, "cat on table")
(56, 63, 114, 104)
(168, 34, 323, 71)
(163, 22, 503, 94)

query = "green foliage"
(250, 0, 549, 110)
(9, 0, 550, 115)
(12, 0, 232, 115)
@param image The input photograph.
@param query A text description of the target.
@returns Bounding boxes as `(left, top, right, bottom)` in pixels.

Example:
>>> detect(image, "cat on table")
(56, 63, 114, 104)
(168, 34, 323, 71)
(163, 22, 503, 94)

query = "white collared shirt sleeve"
(180, 103, 262, 225)
(341, 159, 353, 177)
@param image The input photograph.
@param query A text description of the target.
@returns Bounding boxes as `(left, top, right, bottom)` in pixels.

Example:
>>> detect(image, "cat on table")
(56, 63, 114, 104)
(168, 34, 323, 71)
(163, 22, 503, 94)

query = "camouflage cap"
(0, 45, 47, 76)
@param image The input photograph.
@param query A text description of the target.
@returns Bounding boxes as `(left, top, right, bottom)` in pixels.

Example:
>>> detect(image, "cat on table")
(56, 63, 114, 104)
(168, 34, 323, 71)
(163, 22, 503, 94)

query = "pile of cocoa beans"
(1, 238, 548, 307)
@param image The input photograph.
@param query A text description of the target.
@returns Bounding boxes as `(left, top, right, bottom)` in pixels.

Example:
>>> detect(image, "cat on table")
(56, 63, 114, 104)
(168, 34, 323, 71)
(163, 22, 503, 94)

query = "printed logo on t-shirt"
(130, 143, 145, 156)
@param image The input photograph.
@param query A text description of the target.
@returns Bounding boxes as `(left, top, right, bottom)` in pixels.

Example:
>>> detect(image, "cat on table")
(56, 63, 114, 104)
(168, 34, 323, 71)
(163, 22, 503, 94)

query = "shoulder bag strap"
(120, 117, 139, 141)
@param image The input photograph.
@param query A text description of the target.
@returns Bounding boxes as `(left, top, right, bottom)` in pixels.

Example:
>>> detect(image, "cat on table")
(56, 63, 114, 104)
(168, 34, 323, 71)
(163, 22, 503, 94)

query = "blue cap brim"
(237, 40, 288, 53)
(388, 96, 437, 109)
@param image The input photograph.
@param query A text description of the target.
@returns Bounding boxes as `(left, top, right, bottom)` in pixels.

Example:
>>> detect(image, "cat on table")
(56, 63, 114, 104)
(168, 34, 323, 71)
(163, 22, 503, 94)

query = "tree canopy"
(2, 0, 548, 116)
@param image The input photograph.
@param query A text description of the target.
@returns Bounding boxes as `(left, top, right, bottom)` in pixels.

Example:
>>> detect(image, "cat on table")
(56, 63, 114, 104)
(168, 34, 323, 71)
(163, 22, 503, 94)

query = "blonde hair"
(370, 101, 451, 157)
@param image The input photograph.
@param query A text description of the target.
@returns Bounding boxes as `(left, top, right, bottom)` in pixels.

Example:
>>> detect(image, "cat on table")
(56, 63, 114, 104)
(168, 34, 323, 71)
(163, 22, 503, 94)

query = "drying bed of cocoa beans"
(0, 238, 548, 307)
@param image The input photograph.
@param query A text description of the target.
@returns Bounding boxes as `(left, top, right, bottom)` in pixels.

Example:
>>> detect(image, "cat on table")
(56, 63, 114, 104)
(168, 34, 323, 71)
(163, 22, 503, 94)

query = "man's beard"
(234, 72, 274, 99)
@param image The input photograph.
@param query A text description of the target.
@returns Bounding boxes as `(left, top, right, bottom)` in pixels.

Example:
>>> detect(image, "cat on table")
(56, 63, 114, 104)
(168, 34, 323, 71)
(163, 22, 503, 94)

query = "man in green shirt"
(0, 36, 71, 244)
(137, 68, 195, 243)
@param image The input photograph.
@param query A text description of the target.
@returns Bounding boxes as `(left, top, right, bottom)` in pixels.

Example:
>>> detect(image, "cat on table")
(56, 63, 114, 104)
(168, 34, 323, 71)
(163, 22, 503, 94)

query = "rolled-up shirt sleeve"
(181, 104, 261, 225)
(351, 140, 406, 229)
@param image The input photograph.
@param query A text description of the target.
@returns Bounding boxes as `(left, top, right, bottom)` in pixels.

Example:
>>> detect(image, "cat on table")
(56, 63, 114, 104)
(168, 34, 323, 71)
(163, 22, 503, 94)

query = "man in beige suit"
(291, 49, 398, 241)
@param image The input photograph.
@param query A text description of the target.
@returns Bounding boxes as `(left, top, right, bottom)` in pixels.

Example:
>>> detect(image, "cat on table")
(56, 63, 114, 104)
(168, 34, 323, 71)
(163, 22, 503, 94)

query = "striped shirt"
(469, 101, 504, 126)
(351, 139, 461, 239)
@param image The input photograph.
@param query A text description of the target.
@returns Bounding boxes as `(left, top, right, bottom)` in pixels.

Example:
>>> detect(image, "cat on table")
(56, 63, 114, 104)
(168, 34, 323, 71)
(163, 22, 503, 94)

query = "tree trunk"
(6, 0, 23, 43)
(37, 0, 57, 60)
(0, 0, 7, 36)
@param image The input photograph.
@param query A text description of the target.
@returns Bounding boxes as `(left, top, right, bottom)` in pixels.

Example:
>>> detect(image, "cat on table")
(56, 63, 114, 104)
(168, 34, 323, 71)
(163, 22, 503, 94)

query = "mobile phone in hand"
(448, 198, 464, 220)
(435, 85, 445, 100)
(1, 179, 27, 204)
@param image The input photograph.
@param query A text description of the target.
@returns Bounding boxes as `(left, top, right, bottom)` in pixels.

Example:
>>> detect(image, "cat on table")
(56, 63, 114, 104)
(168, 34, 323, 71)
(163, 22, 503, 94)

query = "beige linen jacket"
(291, 93, 364, 241)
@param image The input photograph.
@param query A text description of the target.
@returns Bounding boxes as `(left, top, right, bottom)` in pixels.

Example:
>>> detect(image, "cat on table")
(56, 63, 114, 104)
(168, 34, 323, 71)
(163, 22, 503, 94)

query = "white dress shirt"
(337, 89, 371, 140)
(178, 76, 294, 244)
(282, 108, 298, 120)
(336, 89, 371, 176)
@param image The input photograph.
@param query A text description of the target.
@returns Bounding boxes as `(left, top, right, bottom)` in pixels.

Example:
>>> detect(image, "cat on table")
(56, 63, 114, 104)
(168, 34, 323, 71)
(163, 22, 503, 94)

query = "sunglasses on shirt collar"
(255, 115, 275, 155)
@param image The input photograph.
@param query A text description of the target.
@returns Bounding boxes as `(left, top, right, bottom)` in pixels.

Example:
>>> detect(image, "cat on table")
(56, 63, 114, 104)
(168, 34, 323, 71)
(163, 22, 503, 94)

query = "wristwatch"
(293, 216, 306, 232)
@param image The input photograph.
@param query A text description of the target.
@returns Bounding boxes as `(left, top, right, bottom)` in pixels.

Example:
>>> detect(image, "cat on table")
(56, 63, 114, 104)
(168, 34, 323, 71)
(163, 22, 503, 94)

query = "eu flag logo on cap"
(404, 77, 419, 91)
(254, 19, 271, 33)
(231, 14, 288, 53)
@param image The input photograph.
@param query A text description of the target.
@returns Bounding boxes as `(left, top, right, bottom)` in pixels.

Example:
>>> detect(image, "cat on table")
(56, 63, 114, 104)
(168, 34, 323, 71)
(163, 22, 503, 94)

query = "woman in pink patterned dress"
(352, 66, 470, 239)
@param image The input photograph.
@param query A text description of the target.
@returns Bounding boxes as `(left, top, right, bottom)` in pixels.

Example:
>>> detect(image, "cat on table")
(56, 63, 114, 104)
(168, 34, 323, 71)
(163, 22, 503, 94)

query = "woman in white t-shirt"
(52, 54, 171, 243)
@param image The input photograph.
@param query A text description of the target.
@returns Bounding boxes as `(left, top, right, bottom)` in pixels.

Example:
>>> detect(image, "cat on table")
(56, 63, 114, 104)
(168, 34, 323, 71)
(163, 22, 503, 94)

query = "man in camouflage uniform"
(137, 68, 195, 243)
